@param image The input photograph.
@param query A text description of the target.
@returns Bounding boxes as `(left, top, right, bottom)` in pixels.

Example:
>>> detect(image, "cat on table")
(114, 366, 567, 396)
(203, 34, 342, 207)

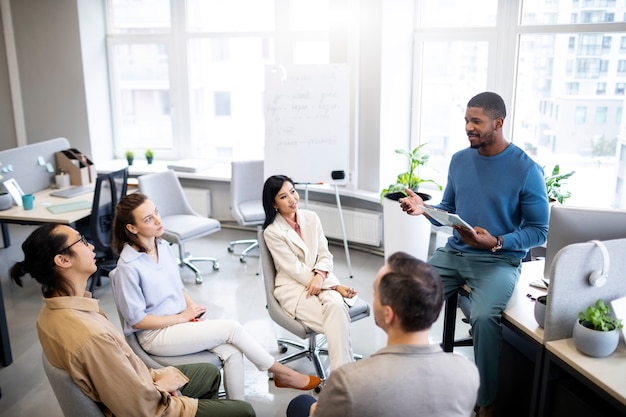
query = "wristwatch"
(491, 236, 503, 252)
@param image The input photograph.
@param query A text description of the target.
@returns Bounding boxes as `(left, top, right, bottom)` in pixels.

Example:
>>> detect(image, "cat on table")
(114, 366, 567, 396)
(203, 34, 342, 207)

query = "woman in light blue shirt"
(111, 193, 320, 401)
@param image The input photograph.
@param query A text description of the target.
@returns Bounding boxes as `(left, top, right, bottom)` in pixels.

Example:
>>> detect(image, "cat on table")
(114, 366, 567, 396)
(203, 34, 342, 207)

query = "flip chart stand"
(301, 182, 353, 279)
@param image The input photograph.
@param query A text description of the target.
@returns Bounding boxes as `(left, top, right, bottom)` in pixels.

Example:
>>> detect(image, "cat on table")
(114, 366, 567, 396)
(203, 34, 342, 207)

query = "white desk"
(0, 187, 93, 247)
(503, 259, 547, 344)
(541, 338, 626, 414)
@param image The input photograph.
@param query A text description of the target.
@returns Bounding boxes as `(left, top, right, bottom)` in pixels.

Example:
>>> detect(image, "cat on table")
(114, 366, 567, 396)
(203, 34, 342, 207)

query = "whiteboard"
(264, 64, 349, 184)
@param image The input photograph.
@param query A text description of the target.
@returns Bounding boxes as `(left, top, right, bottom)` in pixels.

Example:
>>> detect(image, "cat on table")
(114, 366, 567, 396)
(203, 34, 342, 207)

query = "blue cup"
(22, 194, 35, 210)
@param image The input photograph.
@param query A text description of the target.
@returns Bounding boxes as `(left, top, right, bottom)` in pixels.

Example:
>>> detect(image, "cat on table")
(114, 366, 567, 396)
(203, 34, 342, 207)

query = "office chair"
(109, 269, 224, 370)
(258, 229, 370, 381)
(81, 167, 128, 293)
(227, 160, 265, 264)
(42, 353, 106, 417)
(138, 170, 221, 284)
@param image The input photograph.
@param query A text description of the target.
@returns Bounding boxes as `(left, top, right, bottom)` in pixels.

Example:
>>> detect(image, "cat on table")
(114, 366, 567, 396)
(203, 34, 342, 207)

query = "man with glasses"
(9, 223, 255, 417)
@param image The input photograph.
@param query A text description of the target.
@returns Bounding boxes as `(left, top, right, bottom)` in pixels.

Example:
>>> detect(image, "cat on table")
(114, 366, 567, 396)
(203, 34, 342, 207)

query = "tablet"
(418, 206, 473, 229)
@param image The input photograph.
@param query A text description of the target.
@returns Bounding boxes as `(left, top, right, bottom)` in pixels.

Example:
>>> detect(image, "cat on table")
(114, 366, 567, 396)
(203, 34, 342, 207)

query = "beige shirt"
(37, 294, 197, 417)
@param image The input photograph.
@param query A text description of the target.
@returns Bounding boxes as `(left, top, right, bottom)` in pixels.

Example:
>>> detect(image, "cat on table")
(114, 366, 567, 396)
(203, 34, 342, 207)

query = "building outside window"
(411, 0, 626, 209)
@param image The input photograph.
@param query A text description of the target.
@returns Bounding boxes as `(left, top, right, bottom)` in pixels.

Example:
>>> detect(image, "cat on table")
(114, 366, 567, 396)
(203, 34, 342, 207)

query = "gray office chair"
(109, 269, 223, 370)
(138, 169, 221, 284)
(258, 229, 370, 381)
(228, 160, 265, 264)
(42, 353, 105, 417)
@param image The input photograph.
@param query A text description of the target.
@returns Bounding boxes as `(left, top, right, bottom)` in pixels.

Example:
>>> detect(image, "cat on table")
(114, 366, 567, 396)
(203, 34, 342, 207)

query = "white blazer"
(263, 209, 341, 318)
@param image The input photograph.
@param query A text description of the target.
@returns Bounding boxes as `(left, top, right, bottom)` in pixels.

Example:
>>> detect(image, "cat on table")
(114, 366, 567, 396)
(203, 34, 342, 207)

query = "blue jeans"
(429, 247, 521, 407)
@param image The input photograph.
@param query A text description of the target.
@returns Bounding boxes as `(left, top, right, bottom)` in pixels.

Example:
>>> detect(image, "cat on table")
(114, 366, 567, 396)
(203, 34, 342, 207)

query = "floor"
(0, 224, 474, 417)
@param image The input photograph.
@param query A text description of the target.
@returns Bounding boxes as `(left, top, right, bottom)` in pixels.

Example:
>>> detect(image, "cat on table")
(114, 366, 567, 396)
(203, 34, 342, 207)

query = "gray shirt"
(313, 344, 479, 417)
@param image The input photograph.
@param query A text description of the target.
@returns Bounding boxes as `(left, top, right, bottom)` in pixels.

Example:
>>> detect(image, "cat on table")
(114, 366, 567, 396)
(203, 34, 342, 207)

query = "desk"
(539, 338, 626, 416)
(0, 188, 93, 367)
(0, 188, 93, 247)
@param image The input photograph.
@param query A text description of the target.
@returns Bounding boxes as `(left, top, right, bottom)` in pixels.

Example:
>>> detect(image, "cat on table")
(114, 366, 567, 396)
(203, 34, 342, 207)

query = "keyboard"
(50, 185, 94, 198)
(47, 200, 92, 214)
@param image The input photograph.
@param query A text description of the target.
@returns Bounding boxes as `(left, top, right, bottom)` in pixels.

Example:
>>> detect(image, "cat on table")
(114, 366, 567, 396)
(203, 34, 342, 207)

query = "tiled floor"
(0, 224, 473, 417)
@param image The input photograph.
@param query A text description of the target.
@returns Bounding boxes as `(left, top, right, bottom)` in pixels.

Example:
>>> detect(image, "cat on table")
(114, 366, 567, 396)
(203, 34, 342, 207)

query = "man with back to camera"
(399, 91, 549, 417)
(285, 251, 480, 417)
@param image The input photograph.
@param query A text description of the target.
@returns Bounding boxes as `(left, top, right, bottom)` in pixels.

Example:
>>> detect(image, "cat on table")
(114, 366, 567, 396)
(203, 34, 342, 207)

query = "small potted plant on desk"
(145, 149, 154, 165)
(380, 143, 442, 261)
(573, 299, 623, 357)
(125, 150, 134, 166)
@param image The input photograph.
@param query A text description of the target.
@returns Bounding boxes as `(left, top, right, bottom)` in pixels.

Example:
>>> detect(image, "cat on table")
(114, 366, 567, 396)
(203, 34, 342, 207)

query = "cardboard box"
(55, 148, 97, 186)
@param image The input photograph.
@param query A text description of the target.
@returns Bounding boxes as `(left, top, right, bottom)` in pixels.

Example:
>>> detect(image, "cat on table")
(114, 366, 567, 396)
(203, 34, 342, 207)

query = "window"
(575, 106, 587, 124)
(410, 1, 626, 209)
(595, 106, 608, 124)
(566, 82, 579, 94)
(106, 0, 330, 161)
(616, 83, 626, 95)
(619, 60, 626, 72)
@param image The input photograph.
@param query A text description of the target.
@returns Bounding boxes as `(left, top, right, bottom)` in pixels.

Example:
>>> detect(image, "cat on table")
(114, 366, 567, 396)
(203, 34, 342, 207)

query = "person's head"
(373, 251, 444, 333)
(112, 193, 162, 254)
(9, 224, 96, 298)
(465, 91, 507, 151)
(262, 175, 299, 229)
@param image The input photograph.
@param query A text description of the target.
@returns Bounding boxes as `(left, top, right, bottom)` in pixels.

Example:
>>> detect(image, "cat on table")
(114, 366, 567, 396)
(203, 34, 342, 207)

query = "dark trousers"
(175, 363, 255, 417)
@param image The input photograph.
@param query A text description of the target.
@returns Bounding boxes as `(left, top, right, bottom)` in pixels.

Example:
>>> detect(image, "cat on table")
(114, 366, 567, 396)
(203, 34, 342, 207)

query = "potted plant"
(381, 143, 442, 262)
(380, 143, 442, 203)
(145, 149, 154, 165)
(534, 295, 548, 328)
(573, 299, 623, 357)
(545, 164, 575, 204)
(125, 150, 134, 166)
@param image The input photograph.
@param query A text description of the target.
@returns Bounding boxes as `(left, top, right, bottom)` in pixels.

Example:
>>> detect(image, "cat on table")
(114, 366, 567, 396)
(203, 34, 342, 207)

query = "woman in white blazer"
(262, 175, 357, 370)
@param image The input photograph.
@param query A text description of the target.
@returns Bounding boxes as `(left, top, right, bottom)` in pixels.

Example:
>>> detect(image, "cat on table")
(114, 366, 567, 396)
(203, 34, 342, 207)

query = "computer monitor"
(543, 205, 626, 279)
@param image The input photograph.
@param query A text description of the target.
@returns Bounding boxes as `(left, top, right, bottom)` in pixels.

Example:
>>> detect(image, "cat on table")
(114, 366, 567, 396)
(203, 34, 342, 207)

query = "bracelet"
(491, 236, 503, 252)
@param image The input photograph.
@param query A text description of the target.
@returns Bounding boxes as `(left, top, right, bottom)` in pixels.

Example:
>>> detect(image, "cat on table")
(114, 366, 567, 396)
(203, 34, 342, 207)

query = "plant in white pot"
(573, 299, 623, 357)
(381, 143, 442, 262)
(380, 143, 442, 203)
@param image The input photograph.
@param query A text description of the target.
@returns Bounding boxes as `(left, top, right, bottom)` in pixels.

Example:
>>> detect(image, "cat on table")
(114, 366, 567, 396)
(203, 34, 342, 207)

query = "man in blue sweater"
(399, 91, 549, 417)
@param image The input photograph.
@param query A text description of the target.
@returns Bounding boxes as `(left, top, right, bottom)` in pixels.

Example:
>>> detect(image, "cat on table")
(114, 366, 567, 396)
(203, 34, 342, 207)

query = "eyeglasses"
(58, 235, 89, 254)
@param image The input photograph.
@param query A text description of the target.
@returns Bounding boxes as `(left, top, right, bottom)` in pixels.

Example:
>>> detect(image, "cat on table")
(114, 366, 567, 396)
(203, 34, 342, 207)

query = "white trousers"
(138, 319, 275, 400)
(293, 289, 354, 370)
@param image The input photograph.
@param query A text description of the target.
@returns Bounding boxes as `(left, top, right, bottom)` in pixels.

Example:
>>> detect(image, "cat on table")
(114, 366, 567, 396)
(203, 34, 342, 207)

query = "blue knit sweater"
(433, 143, 549, 259)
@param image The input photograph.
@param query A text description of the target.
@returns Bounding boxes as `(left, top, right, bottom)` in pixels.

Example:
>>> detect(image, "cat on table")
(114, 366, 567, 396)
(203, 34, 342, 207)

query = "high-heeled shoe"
(274, 375, 321, 390)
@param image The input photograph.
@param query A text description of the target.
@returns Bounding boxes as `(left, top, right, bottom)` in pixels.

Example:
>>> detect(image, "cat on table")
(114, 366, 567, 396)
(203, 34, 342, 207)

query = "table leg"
(1, 223, 10, 248)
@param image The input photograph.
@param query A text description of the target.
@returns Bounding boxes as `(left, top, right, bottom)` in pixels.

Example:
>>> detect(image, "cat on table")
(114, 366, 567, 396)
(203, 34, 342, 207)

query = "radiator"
(307, 202, 382, 247)
(183, 188, 212, 217)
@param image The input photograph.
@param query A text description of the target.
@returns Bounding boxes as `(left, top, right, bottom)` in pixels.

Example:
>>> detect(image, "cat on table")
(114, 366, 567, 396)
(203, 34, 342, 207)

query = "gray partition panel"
(0, 137, 70, 194)
(543, 238, 626, 342)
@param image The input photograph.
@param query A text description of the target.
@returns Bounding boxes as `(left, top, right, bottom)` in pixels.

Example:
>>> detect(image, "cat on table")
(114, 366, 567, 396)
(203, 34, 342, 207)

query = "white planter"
(534, 296, 547, 328)
(573, 320, 619, 358)
(383, 197, 432, 261)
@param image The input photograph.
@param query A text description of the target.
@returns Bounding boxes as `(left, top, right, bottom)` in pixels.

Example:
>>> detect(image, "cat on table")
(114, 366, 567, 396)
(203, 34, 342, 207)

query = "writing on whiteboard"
(264, 64, 349, 184)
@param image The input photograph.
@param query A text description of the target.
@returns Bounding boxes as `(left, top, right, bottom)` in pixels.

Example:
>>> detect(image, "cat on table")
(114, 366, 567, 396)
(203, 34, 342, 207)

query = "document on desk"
(418, 206, 473, 229)
(610, 296, 626, 341)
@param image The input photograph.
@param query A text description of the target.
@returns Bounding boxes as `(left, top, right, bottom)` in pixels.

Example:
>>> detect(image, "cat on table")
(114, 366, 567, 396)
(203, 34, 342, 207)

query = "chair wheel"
(195, 275, 203, 284)
(239, 257, 246, 263)
(278, 343, 288, 354)
(213, 263, 220, 271)
(227, 247, 234, 253)
(314, 386, 322, 393)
